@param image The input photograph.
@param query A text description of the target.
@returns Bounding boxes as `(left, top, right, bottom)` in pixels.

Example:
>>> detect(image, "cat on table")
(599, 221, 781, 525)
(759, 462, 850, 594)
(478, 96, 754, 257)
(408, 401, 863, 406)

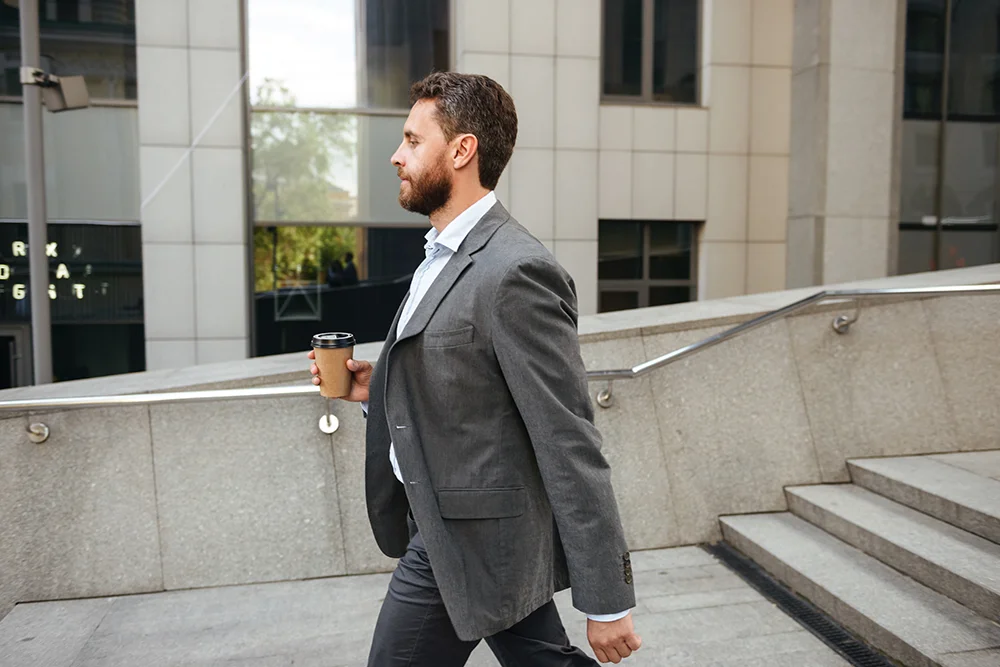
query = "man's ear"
(452, 134, 479, 170)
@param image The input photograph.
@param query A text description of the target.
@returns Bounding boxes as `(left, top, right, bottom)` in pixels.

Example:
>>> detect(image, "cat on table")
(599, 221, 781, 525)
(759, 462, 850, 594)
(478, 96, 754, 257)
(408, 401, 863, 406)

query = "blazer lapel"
(392, 202, 510, 347)
(384, 291, 408, 348)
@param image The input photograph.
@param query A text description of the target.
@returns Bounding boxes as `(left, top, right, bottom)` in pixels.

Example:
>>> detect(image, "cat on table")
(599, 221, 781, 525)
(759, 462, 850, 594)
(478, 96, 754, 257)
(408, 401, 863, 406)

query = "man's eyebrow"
(404, 129, 421, 140)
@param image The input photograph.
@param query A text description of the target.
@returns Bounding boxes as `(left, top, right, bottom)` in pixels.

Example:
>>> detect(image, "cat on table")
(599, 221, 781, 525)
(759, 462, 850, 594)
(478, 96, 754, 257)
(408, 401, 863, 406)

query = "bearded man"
(308, 71, 641, 667)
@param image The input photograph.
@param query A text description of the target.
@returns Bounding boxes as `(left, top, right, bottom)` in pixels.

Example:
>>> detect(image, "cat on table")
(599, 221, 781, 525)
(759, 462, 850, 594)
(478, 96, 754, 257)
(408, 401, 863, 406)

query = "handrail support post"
(596, 382, 615, 409)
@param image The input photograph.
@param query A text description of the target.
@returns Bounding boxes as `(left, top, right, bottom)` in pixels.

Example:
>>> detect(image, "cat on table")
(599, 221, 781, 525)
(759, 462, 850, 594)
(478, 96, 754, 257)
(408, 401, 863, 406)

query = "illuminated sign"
(0, 225, 143, 324)
(1, 242, 90, 300)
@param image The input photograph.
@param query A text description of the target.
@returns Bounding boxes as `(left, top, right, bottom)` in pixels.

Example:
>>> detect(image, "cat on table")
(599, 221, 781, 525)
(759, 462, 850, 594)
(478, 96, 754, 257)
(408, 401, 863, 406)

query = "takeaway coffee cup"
(311, 332, 356, 398)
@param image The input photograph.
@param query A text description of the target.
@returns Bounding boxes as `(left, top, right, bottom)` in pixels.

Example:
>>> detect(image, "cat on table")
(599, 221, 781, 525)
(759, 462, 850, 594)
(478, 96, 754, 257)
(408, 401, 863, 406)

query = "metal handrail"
(588, 284, 1000, 407)
(0, 284, 996, 416)
(0, 384, 319, 412)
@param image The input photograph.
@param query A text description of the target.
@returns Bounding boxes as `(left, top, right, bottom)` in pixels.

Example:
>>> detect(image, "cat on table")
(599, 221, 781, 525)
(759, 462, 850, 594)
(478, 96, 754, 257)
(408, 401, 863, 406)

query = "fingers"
(589, 618, 641, 664)
(306, 349, 315, 360)
(347, 359, 372, 373)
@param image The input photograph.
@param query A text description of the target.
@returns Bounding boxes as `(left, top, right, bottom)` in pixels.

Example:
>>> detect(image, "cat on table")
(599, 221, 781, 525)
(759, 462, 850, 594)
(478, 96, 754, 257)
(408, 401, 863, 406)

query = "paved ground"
(0, 546, 849, 666)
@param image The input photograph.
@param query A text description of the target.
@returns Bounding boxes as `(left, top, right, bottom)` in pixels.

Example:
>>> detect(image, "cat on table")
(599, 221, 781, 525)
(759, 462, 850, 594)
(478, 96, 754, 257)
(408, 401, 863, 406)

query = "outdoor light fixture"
(19, 67, 90, 112)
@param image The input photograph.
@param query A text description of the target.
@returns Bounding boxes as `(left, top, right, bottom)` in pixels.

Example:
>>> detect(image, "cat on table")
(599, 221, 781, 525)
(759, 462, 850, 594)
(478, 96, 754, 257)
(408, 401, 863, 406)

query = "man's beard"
(398, 158, 452, 217)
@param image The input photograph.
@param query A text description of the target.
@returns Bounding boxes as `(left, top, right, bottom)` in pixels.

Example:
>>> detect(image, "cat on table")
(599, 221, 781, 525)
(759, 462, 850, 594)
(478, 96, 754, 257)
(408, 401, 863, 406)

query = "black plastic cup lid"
(311, 332, 356, 349)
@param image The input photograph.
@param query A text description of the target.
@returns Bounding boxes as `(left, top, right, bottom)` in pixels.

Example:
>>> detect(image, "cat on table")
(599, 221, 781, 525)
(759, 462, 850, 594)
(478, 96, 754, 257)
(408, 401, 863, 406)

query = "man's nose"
(390, 147, 403, 167)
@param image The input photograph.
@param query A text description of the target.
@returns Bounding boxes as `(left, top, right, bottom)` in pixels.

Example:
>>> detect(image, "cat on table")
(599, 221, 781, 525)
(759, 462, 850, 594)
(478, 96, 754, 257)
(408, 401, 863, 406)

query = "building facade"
(0, 0, 997, 385)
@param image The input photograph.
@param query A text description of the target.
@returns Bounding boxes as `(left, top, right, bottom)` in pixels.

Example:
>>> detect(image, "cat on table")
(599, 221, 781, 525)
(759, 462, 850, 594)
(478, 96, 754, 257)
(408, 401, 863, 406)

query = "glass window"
(948, 0, 1000, 118)
(899, 120, 940, 224)
(0, 0, 137, 99)
(602, 0, 699, 104)
(899, 226, 999, 273)
(648, 221, 693, 280)
(253, 225, 426, 354)
(248, 0, 449, 110)
(942, 121, 998, 224)
(0, 104, 140, 222)
(599, 290, 640, 313)
(603, 0, 643, 97)
(652, 0, 699, 103)
(251, 108, 423, 225)
(903, 0, 945, 117)
(598, 220, 698, 312)
(0, 222, 144, 325)
(899, 0, 1000, 275)
(598, 220, 643, 280)
(649, 285, 691, 306)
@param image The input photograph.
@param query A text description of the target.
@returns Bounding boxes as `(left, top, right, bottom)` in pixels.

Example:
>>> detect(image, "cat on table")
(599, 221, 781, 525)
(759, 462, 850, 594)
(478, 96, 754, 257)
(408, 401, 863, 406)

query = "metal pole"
(19, 0, 53, 384)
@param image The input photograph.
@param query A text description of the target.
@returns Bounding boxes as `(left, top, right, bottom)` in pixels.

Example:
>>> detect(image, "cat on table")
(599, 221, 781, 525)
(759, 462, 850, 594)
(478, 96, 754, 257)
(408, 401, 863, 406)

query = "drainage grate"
(703, 541, 896, 667)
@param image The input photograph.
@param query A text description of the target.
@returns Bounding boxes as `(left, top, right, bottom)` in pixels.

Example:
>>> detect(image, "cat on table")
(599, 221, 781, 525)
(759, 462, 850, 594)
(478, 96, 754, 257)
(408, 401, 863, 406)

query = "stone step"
(720, 512, 1000, 667)
(786, 484, 1000, 621)
(848, 454, 1000, 545)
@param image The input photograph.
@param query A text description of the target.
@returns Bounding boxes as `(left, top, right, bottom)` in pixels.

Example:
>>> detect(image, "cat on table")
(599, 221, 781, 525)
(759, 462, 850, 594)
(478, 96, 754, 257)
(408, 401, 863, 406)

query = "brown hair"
(409, 72, 518, 190)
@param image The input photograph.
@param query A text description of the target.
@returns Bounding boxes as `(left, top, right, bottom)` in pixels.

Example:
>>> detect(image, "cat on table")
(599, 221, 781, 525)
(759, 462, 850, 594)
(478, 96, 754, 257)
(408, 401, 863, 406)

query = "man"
(308, 72, 641, 666)
(341, 252, 359, 286)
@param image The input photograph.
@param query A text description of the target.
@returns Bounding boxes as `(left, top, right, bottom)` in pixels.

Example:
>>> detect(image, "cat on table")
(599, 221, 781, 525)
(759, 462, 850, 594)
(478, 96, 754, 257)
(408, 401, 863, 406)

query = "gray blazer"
(365, 202, 636, 641)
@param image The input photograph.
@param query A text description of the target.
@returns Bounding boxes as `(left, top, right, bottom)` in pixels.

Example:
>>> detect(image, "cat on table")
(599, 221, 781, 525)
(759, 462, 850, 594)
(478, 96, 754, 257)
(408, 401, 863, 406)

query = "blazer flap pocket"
(437, 486, 525, 520)
(423, 325, 475, 348)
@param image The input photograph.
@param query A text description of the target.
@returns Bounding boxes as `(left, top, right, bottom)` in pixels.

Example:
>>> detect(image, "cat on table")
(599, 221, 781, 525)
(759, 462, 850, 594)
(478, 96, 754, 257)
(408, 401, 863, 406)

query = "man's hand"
(587, 614, 642, 664)
(307, 350, 373, 403)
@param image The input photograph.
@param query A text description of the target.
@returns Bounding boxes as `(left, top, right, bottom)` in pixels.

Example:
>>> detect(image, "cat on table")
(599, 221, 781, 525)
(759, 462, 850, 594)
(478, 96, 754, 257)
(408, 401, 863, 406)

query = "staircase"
(720, 451, 1000, 667)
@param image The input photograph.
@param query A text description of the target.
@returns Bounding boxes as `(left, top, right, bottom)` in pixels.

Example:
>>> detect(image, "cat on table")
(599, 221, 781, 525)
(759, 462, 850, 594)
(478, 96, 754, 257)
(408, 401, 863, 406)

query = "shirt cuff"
(361, 401, 369, 414)
(585, 609, 631, 623)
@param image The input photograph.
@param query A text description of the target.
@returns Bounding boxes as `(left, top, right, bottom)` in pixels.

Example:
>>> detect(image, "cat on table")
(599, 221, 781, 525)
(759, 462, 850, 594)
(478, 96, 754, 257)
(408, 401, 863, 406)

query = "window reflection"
(598, 220, 698, 312)
(603, 0, 643, 97)
(248, 0, 448, 109)
(603, 0, 698, 103)
(652, 0, 698, 103)
(251, 104, 423, 225)
(903, 0, 945, 117)
(0, 0, 137, 99)
(0, 104, 140, 221)
(253, 225, 427, 353)
(948, 0, 1000, 118)
(899, 0, 1000, 274)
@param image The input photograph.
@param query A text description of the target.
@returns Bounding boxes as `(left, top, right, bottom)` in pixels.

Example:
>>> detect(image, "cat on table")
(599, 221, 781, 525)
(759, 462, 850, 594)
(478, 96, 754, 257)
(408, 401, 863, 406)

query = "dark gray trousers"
(367, 517, 598, 667)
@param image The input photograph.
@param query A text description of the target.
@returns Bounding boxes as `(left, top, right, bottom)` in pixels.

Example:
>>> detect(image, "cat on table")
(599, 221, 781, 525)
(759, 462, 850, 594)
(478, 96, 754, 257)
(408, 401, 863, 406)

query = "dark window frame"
(598, 219, 699, 312)
(601, 0, 702, 107)
(898, 0, 1000, 273)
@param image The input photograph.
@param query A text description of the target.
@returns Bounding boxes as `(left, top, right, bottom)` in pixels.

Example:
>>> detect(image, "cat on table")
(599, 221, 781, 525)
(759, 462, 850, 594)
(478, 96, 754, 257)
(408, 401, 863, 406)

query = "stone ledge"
(1, 264, 996, 405)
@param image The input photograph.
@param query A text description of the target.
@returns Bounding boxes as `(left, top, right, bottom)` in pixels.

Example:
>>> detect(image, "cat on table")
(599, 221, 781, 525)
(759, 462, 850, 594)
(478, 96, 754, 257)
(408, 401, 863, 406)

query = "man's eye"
(409, 140, 418, 147)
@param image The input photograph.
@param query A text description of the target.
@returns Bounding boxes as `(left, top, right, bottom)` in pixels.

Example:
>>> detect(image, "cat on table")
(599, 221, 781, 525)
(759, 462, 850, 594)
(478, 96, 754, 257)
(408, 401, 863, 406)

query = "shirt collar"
(424, 191, 498, 254)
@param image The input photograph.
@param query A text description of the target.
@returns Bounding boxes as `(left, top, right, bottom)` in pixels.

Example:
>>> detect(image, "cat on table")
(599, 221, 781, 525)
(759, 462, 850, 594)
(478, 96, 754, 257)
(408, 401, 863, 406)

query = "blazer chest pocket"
(437, 486, 525, 519)
(423, 325, 475, 349)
